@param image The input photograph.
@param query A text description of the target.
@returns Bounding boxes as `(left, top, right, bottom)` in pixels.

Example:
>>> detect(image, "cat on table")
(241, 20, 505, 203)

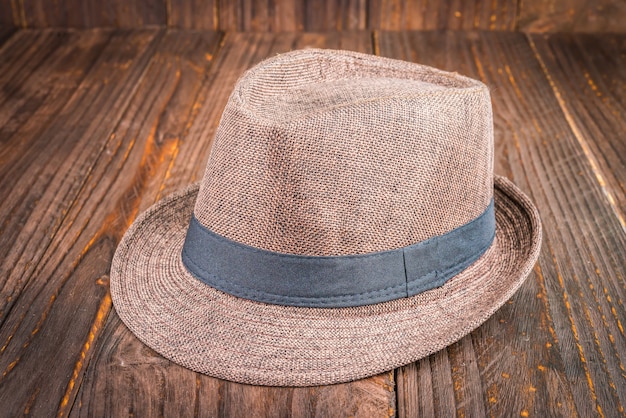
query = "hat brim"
(110, 175, 542, 386)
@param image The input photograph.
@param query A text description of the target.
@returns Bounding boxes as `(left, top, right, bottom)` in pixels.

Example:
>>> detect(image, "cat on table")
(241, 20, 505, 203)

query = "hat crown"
(194, 49, 494, 256)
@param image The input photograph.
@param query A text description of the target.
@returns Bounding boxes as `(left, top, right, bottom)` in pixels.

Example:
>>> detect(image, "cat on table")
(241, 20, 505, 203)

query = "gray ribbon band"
(181, 200, 495, 308)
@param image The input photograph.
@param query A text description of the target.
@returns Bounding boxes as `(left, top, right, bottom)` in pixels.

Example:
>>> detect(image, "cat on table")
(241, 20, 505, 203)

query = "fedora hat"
(110, 49, 542, 386)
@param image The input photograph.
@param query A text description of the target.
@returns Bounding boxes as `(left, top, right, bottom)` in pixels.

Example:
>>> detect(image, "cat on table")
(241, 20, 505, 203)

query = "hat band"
(181, 200, 495, 308)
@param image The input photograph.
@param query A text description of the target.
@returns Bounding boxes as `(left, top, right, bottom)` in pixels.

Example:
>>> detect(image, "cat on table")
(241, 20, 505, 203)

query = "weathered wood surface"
(0, 28, 163, 415)
(378, 30, 626, 417)
(19, 0, 167, 28)
(518, 0, 626, 33)
(2, 0, 626, 32)
(528, 32, 626, 230)
(0, 26, 12, 46)
(0, 3, 16, 27)
(0, 28, 624, 417)
(368, 0, 518, 31)
(212, 0, 370, 31)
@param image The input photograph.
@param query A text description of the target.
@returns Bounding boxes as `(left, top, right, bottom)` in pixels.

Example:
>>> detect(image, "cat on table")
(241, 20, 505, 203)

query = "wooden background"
(0, 26, 624, 416)
(0, 0, 625, 416)
(0, 0, 625, 32)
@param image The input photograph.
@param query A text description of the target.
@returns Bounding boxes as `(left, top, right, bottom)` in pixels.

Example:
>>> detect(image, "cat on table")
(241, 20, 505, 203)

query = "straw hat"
(110, 49, 542, 386)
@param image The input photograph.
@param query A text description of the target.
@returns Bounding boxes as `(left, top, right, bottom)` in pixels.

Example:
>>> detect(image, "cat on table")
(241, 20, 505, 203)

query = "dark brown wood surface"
(2, 0, 626, 32)
(528, 33, 626, 230)
(0, 1, 16, 26)
(368, 0, 518, 30)
(0, 24, 13, 42)
(0, 28, 624, 417)
(19, 0, 167, 28)
(518, 0, 626, 33)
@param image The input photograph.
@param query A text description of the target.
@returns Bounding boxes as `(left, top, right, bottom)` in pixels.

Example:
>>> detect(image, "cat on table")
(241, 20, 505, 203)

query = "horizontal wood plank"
(377, 30, 626, 417)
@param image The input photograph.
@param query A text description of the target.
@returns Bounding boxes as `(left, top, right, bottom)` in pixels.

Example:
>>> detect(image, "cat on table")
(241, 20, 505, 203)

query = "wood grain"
(368, 0, 518, 30)
(0, 30, 110, 172)
(0, 25, 15, 48)
(0, 26, 625, 418)
(167, 0, 218, 29)
(4, 0, 626, 32)
(20, 0, 167, 28)
(528, 32, 626, 230)
(0, 29, 164, 416)
(518, 0, 626, 33)
(0, 1, 17, 26)
(215, 0, 368, 31)
(377, 30, 626, 417)
(302, 0, 368, 31)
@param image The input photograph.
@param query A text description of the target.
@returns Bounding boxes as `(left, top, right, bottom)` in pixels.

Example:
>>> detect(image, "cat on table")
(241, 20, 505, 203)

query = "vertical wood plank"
(214, 0, 368, 32)
(8, 0, 626, 32)
(216, 0, 239, 31)
(0, 0, 18, 26)
(377, 30, 626, 417)
(303, 0, 368, 31)
(20, 0, 167, 28)
(167, 0, 218, 29)
(71, 31, 395, 418)
(368, 0, 518, 31)
(518, 0, 626, 33)
(528, 32, 626, 230)
(0, 29, 164, 416)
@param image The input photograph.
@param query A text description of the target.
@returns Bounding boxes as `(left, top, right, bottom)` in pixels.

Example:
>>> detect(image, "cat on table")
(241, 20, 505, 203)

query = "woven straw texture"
(195, 49, 494, 255)
(111, 176, 541, 386)
(110, 49, 543, 386)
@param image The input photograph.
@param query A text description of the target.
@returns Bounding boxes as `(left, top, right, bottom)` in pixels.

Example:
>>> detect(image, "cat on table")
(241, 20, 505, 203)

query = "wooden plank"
(167, 0, 218, 29)
(215, 0, 367, 31)
(70, 31, 394, 417)
(8, 0, 626, 32)
(528, 32, 626, 230)
(215, 0, 519, 31)
(0, 30, 69, 100)
(0, 0, 18, 26)
(21, 0, 167, 28)
(368, 0, 518, 31)
(518, 0, 626, 33)
(0, 30, 111, 173)
(0, 25, 16, 43)
(0, 28, 164, 416)
(377, 30, 626, 417)
(301, 0, 368, 31)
